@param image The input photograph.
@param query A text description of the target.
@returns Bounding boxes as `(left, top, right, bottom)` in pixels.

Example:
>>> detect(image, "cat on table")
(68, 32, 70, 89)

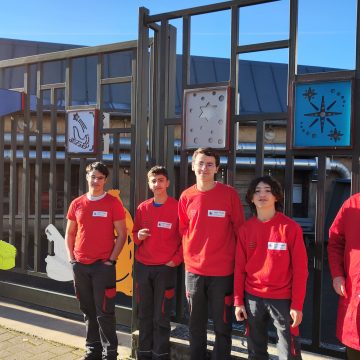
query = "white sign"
(67, 110, 97, 154)
(183, 86, 230, 149)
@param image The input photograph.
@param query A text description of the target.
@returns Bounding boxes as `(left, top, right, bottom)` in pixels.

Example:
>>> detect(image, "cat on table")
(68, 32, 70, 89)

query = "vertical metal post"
(0, 69, 4, 238)
(284, 0, 298, 217)
(130, 50, 137, 217)
(255, 120, 265, 177)
(312, 155, 326, 348)
(64, 59, 72, 231)
(9, 117, 17, 246)
(165, 25, 177, 196)
(49, 87, 57, 230)
(229, 5, 240, 186)
(179, 15, 191, 195)
(112, 132, 120, 188)
(34, 63, 43, 271)
(96, 53, 103, 162)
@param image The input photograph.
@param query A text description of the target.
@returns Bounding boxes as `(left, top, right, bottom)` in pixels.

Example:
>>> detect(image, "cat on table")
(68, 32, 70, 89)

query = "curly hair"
(246, 176, 284, 215)
(85, 161, 109, 178)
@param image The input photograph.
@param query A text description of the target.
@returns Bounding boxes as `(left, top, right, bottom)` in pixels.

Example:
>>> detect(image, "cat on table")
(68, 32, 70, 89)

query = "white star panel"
(183, 86, 230, 149)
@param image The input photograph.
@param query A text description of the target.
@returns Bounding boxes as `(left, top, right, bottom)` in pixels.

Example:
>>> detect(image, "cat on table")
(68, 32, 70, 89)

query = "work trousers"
(72, 261, 118, 360)
(136, 262, 176, 360)
(185, 271, 234, 360)
(244, 292, 302, 360)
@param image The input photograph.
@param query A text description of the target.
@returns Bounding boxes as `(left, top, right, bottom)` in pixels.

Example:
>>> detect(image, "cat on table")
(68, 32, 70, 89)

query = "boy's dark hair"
(147, 165, 168, 180)
(192, 147, 220, 167)
(246, 176, 284, 215)
(86, 161, 109, 178)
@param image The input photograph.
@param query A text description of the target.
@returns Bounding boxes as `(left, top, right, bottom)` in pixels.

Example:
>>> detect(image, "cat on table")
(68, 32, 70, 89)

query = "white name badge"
(158, 221, 172, 229)
(268, 242, 287, 251)
(208, 210, 226, 218)
(92, 211, 108, 217)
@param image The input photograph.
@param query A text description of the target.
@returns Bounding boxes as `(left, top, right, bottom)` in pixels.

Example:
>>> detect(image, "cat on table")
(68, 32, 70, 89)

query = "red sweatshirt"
(133, 197, 183, 266)
(328, 193, 360, 350)
(234, 212, 308, 311)
(178, 182, 245, 276)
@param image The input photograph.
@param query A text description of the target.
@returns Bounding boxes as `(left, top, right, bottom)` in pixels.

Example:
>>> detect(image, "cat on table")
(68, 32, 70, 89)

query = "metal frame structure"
(0, 41, 138, 327)
(137, 0, 360, 356)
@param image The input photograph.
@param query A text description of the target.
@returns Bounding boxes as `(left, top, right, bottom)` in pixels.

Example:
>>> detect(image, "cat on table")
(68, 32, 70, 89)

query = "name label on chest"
(92, 211, 108, 217)
(268, 242, 287, 251)
(158, 221, 172, 229)
(208, 210, 226, 218)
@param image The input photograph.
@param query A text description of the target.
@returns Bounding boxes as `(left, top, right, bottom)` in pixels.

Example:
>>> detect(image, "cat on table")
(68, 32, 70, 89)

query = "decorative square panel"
(293, 80, 353, 148)
(183, 86, 230, 149)
(67, 109, 98, 154)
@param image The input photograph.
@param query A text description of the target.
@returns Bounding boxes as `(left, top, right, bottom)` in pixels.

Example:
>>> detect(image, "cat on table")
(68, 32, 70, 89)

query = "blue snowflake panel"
(294, 80, 352, 147)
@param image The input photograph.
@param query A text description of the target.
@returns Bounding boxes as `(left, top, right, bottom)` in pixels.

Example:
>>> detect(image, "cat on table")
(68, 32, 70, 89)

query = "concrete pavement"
(0, 297, 132, 359)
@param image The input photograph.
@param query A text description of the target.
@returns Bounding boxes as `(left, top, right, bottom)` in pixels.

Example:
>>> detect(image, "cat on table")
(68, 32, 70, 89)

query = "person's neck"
(196, 180, 216, 192)
(154, 193, 168, 204)
(88, 190, 106, 198)
(257, 208, 276, 222)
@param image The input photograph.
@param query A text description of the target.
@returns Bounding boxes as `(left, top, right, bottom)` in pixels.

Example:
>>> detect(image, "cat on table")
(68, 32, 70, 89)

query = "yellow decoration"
(108, 189, 134, 296)
(0, 240, 16, 270)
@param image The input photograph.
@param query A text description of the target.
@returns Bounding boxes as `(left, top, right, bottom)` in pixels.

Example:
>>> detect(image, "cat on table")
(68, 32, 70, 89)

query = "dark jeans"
(185, 271, 234, 360)
(244, 292, 302, 360)
(136, 262, 176, 360)
(72, 261, 118, 360)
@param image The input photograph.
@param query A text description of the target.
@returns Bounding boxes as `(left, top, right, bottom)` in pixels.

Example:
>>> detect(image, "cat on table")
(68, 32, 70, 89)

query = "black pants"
(72, 261, 118, 360)
(185, 271, 234, 360)
(245, 293, 302, 360)
(136, 262, 176, 360)
(347, 346, 360, 360)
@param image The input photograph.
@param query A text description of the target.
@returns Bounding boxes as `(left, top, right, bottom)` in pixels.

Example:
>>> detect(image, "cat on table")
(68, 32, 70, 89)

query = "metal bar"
(165, 25, 177, 196)
(312, 155, 326, 349)
(164, 117, 181, 125)
(228, 5, 240, 186)
(100, 128, 132, 134)
(255, 121, 265, 177)
(40, 83, 65, 90)
(21, 65, 31, 270)
(112, 133, 120, 188)
(34, 63, 43, 271)
(0, 69, 4, 239)
(63, 59, 72, 231)
(237, 39, 289, 54)
(179, 15, 191, 196)
(79, 159, 86, 195)
(0, 41, 138, 68)
(234, 112, 288, 123)
(49, 88, 57, 229)
(96, 53, 103, 162)
(145, 0, 279, 23)
(101, 76, 132, 85)
(9, 117, 17, 246)
(129, 49, 137, 217)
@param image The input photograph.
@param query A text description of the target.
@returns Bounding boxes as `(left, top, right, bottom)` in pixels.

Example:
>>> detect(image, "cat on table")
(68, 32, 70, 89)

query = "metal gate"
(0, 41, 139, 327)
(136, 0, 360, 357)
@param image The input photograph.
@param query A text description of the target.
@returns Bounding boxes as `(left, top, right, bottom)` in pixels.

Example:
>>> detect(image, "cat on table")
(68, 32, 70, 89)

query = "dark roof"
(0, 38, 336, 115)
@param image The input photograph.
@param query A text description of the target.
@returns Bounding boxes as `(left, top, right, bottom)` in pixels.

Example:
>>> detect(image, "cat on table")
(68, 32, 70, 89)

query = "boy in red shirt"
(178, 147, 245, 360)
(234, 176, 308, 360)
(133, 166, 182, 360)
(65, 162, 127, 360)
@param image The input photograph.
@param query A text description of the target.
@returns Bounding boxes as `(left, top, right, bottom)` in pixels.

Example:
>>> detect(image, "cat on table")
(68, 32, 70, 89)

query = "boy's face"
(86, 169, 107, 194)
(252, 181, 277, 211)
(148, 174, 169, 196)
(192, 153, 218, 182)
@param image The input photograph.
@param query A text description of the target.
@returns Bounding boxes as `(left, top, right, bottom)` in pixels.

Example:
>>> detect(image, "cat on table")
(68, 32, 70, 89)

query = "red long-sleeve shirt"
(133, 197, 183, 266)
(234, 212, 308, 311)
(178, 182, 245, 276)
(328, 193, 360, 350)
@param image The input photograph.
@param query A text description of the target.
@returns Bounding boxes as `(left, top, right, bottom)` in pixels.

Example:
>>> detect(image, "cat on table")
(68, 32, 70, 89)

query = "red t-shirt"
(178, 182, 245, 276)
(133, 197, 182, 266)
(234, 212, 308, 311)
(67, 193, 125, 264)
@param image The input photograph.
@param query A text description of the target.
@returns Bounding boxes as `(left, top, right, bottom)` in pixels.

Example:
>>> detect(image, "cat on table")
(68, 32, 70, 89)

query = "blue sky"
(0, 0, 357, 69)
